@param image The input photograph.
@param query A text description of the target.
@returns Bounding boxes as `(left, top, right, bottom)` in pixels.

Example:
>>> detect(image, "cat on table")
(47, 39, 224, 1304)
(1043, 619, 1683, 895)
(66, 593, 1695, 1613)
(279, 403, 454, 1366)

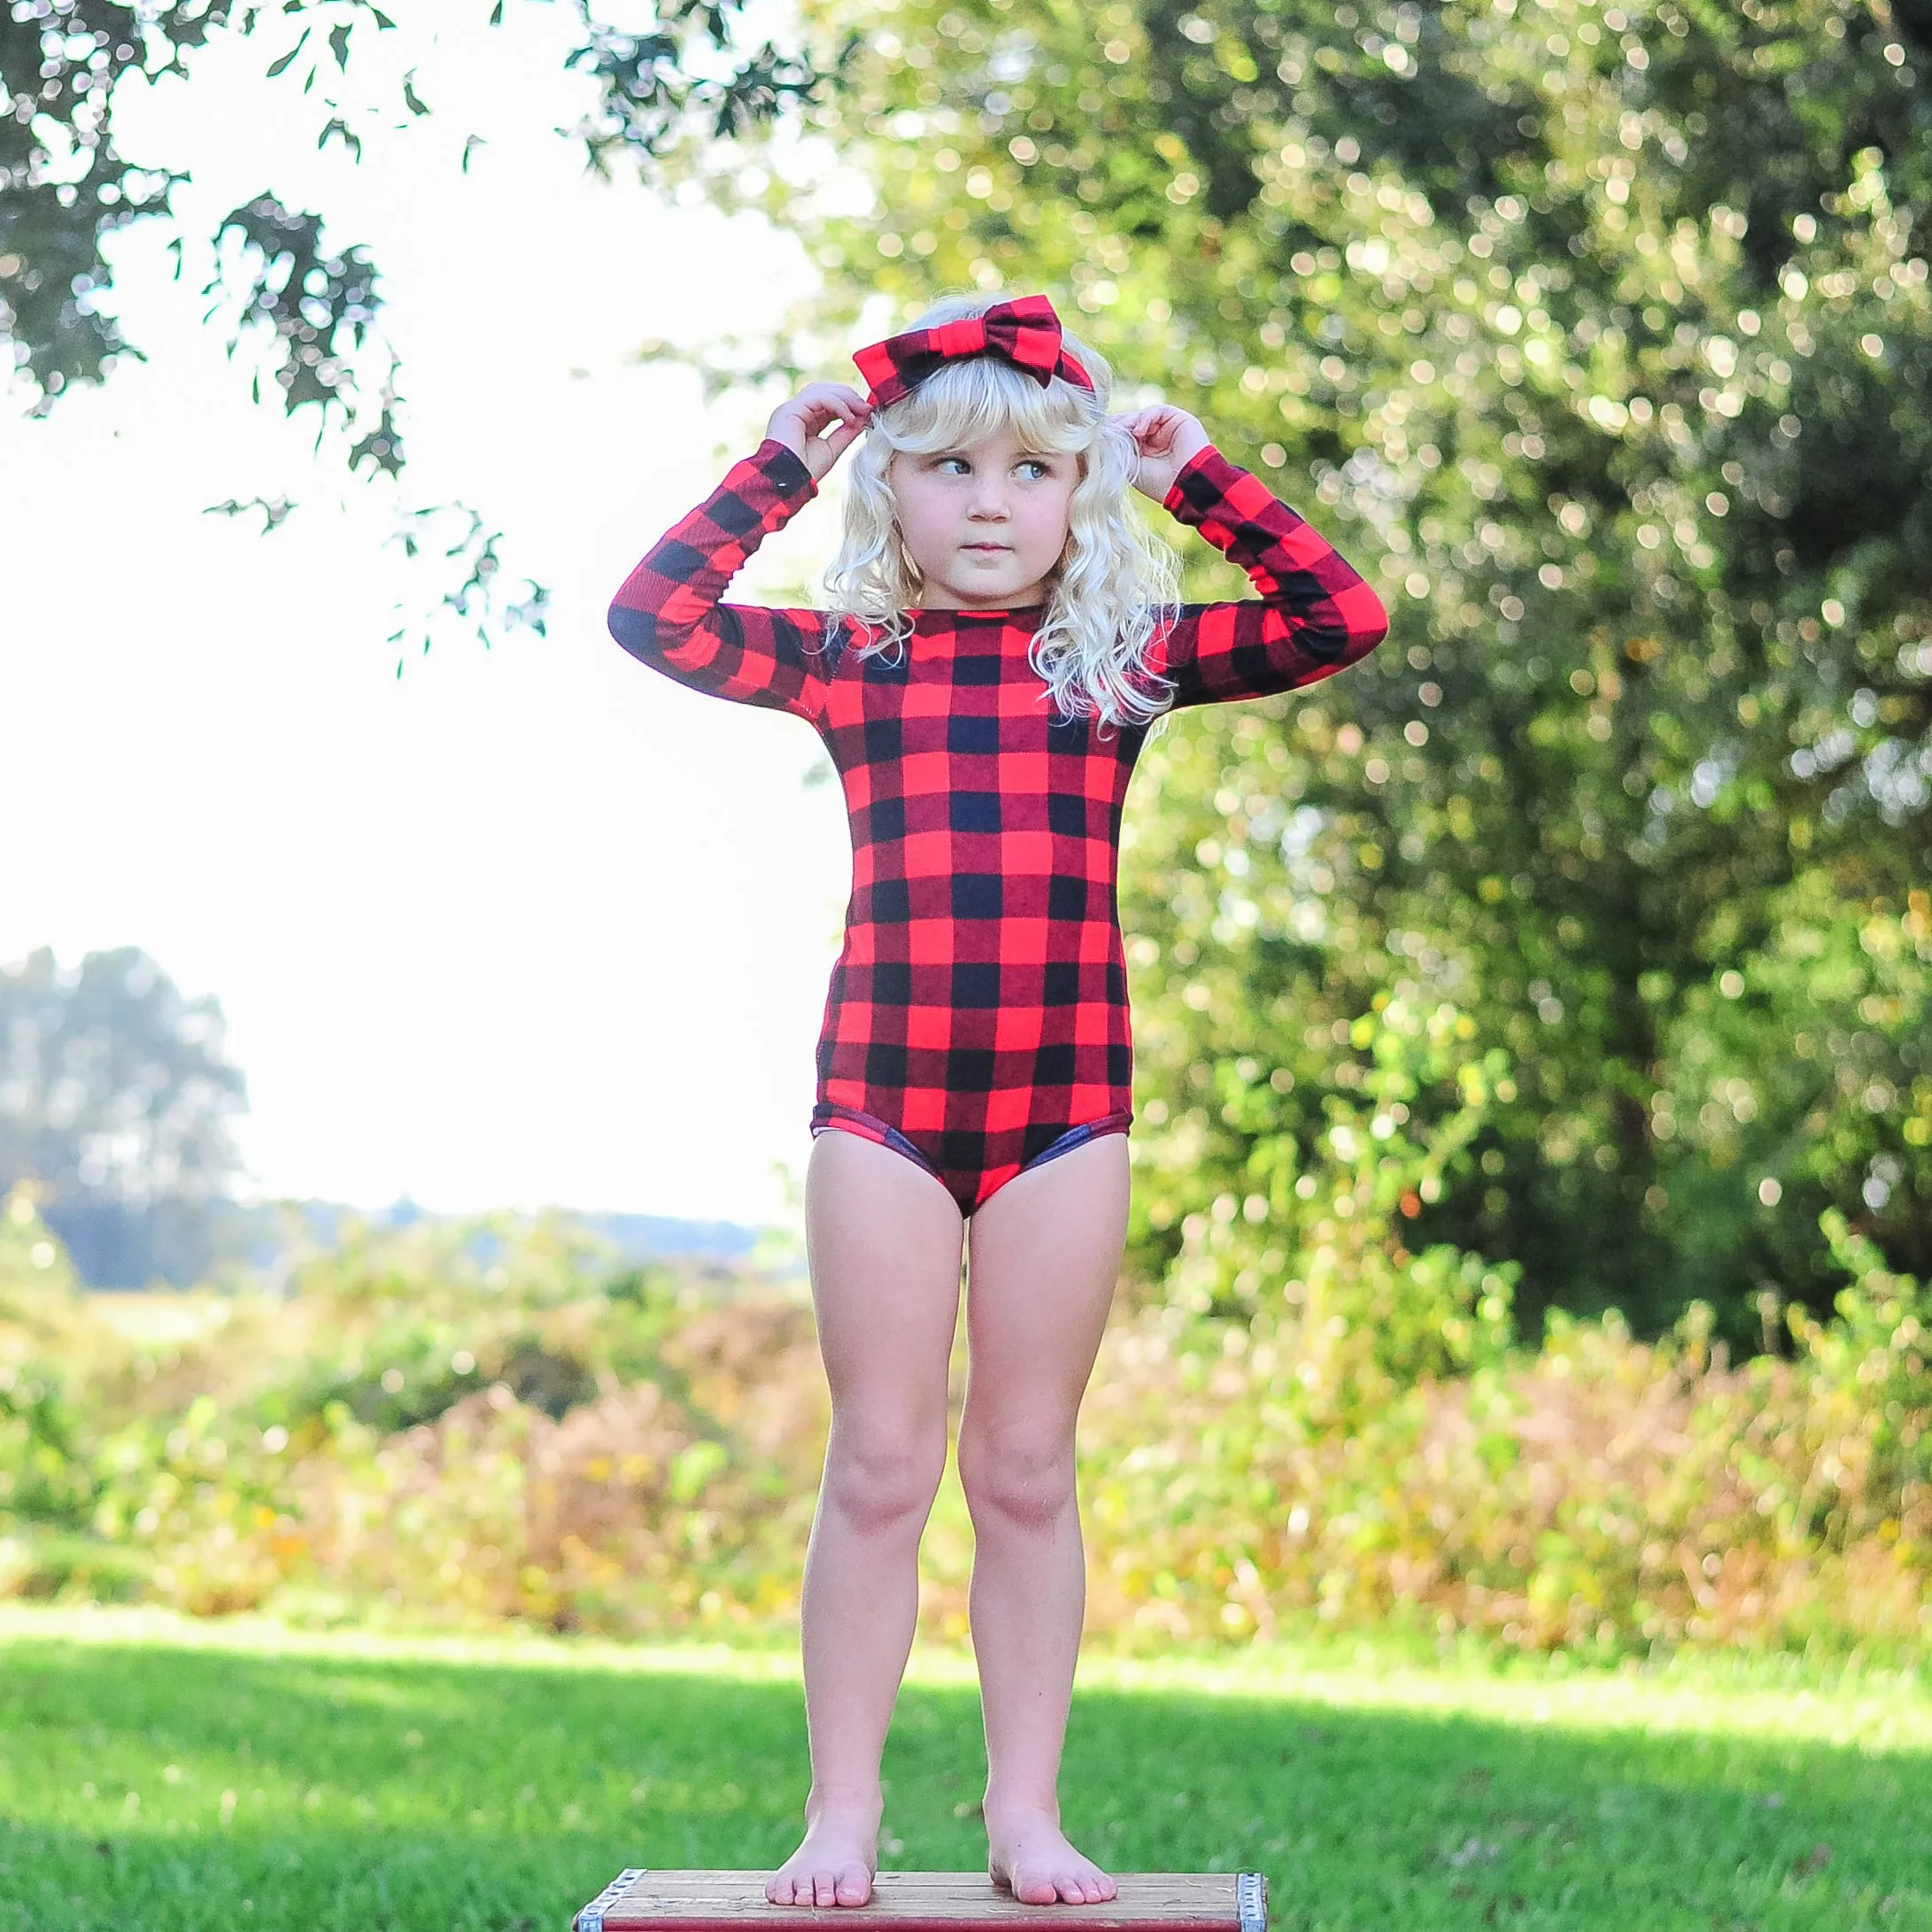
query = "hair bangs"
(874, 354, 1095, 460)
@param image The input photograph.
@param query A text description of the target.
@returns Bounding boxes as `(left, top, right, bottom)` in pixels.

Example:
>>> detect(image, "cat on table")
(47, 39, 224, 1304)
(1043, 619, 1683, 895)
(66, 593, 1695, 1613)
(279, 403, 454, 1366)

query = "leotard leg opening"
(810, 1102, 1131, 1218)
(1007, 1110, 1133, 1188)
(811, 1102, 971, 1213)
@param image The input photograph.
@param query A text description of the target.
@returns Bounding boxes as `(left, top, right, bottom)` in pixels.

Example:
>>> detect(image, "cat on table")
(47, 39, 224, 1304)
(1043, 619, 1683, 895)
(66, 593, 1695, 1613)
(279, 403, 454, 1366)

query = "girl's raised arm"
(607, 385, 871, 724)
(1123, 406, 1390, 708)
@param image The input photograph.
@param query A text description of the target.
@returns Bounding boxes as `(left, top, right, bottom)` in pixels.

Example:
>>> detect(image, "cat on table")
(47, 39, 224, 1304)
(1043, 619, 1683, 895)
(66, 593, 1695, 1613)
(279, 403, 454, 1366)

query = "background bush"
(4, 1187, 1923, 1658)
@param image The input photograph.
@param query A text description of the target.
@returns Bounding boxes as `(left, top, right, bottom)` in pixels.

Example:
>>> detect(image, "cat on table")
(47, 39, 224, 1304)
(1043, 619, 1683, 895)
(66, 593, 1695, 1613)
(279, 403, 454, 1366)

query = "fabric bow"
(852, 294, 1095, 408)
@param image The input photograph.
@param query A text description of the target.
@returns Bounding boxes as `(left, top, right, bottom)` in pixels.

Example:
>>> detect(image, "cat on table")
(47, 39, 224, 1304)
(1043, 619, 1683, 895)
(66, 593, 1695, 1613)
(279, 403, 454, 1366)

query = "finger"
(808, 383, 871, 423)
(807, 409, 865, 452)
(808, 398, 868, 436)
(825, 415, 867, 452)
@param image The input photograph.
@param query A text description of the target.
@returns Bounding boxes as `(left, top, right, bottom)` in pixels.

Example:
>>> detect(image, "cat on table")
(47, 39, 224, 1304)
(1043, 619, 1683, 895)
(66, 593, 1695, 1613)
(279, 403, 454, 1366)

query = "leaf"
(328, 23, 352, 67)
(402, 70, 431, 116)
(265, 29, 310, 79)
(489, 1, 504, 22)
(319, 118, 363, 162)
(462, 135, 486, 174)
(202, 496, 297, 532)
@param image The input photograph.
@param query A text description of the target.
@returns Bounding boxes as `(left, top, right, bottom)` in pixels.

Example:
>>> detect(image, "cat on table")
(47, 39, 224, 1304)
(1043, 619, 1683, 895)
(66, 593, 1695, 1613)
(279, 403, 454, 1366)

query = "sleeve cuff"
(752, 437, 818, 498)
(1161, 443, 1240, 519)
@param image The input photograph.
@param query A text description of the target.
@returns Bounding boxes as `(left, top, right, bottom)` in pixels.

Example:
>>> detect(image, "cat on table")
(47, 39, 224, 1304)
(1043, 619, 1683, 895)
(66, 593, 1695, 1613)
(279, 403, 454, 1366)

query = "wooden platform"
(572, 1872, 1267, 1932)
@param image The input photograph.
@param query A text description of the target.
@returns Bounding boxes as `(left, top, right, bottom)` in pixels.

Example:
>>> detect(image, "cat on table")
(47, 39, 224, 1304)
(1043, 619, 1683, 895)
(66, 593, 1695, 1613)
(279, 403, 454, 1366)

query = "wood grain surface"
(583, 1871, 1256, 1932)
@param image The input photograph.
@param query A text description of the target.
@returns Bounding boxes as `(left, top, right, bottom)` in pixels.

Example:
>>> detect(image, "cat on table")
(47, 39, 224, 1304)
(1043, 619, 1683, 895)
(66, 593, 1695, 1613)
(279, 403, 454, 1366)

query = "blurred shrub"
(0, 1188, 96, 1544)
(1077, 1222, 1928, 1655)
(0, 1185, 1922, 1658)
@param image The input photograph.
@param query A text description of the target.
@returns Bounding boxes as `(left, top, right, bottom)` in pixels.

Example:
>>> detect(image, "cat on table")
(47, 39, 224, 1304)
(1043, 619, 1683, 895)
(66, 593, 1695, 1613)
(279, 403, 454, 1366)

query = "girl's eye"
(1017, 460, 1049, 479)
(938, 456, 970, 475)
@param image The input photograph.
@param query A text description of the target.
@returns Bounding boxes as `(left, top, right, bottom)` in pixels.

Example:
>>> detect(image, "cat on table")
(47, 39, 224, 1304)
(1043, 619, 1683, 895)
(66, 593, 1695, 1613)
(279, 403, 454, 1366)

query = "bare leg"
(768, 1127, 964, 1907)
(957, 1134, 1129, 1905)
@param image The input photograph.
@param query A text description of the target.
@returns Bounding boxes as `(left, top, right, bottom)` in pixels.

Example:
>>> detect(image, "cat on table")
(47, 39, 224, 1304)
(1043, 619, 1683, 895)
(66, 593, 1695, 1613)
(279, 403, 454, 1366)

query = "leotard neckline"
(906, 604, 1048, 627)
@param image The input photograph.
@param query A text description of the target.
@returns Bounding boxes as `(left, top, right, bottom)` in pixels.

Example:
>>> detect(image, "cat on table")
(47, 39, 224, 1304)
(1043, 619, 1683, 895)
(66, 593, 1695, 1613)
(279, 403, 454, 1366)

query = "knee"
(823, 1419, 946, 1538)
(957, 1424, 1076, 1535)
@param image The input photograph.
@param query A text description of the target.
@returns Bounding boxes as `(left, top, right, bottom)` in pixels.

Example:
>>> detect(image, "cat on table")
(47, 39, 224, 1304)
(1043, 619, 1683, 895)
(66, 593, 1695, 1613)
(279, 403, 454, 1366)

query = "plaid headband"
(852, 293, 1096, 409)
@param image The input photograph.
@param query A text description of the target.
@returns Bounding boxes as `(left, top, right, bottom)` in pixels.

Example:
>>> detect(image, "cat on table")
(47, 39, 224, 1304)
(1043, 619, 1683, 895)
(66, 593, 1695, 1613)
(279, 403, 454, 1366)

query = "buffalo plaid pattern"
(609, 437, 1388, 1212)
(853, 292, 1094, 408)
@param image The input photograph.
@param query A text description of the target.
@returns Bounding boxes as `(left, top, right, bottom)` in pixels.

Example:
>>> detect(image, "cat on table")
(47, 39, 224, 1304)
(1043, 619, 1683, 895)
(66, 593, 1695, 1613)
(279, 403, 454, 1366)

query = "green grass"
(1, 1610, 1927, 1931)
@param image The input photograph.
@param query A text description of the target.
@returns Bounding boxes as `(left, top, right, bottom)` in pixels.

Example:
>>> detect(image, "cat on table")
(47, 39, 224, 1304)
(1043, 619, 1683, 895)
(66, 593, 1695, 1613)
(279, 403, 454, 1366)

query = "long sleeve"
(1153, 445, 1390, 708)
(607, 439, 835, 725)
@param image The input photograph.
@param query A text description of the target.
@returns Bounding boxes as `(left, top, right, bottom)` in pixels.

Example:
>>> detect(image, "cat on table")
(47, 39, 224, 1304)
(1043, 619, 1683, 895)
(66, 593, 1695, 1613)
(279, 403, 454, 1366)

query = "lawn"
(0, 1610, 1926, 1932)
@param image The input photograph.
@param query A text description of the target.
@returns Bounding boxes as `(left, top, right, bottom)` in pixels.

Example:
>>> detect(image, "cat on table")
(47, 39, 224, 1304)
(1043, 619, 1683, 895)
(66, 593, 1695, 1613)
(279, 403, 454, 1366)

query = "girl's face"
(888, 426, 1080, 609)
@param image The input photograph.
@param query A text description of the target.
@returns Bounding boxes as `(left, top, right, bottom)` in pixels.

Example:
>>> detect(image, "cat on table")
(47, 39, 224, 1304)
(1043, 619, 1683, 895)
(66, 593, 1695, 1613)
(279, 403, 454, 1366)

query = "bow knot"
(854, 295, 1094, 408)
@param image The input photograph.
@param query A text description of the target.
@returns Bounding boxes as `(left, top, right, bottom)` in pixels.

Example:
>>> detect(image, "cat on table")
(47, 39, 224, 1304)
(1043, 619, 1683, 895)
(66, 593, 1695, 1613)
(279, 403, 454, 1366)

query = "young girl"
(608, 292, 1387, 1909)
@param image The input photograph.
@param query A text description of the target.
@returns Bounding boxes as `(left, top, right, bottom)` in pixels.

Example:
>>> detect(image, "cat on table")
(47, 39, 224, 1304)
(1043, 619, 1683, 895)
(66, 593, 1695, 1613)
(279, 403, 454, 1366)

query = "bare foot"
(986, 1804, 1117, 1906)
(767, 1800, 880, 1907)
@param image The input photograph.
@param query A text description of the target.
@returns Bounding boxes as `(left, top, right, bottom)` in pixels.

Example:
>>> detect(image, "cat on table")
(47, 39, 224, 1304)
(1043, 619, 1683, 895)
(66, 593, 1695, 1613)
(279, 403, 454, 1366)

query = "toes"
(1032, 1865, 1113, 1905)
(813, 1873, 839, 1908)
(836, 1866, 872, 1907)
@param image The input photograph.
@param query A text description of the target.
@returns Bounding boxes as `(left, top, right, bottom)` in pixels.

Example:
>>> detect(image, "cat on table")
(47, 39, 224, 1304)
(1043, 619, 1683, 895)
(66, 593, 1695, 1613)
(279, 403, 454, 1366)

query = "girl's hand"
(1116, 405, 1213, 499)
(766, 383, 873, 482)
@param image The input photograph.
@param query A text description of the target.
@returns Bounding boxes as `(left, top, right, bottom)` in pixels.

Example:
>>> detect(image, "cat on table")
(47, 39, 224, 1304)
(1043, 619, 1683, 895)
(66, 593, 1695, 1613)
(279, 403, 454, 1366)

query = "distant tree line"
(0, 947, 246, 1286)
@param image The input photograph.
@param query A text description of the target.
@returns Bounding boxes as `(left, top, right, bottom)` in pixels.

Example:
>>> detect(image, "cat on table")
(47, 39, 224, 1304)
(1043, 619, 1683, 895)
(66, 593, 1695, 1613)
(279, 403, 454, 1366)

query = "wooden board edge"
(571, 1873, 1268, 1932)
(576, 1867, 650, 1932)
(602, 1917, 1239, 1932)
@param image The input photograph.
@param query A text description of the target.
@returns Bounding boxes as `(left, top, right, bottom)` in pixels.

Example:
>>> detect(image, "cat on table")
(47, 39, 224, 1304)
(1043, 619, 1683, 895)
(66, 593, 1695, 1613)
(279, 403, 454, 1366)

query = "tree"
(3, 0, 833, 654)
(0, 946, 247, 1285)
(697, 0, 1931, 1341)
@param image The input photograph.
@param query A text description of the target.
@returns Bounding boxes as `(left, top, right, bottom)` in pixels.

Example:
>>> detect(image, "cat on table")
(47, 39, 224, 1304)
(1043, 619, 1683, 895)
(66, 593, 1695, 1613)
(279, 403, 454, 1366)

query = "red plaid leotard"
(609, 438, 1388, 1213)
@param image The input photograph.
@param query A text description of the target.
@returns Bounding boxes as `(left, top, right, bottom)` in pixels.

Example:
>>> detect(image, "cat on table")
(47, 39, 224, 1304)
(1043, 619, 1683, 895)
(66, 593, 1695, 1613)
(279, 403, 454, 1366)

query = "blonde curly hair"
(823, 292, 1181, 729)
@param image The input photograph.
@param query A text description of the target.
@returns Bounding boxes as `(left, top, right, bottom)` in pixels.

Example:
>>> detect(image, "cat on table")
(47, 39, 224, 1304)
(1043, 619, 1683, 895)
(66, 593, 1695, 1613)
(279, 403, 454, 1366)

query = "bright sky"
(0, 9, 868, 1225)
